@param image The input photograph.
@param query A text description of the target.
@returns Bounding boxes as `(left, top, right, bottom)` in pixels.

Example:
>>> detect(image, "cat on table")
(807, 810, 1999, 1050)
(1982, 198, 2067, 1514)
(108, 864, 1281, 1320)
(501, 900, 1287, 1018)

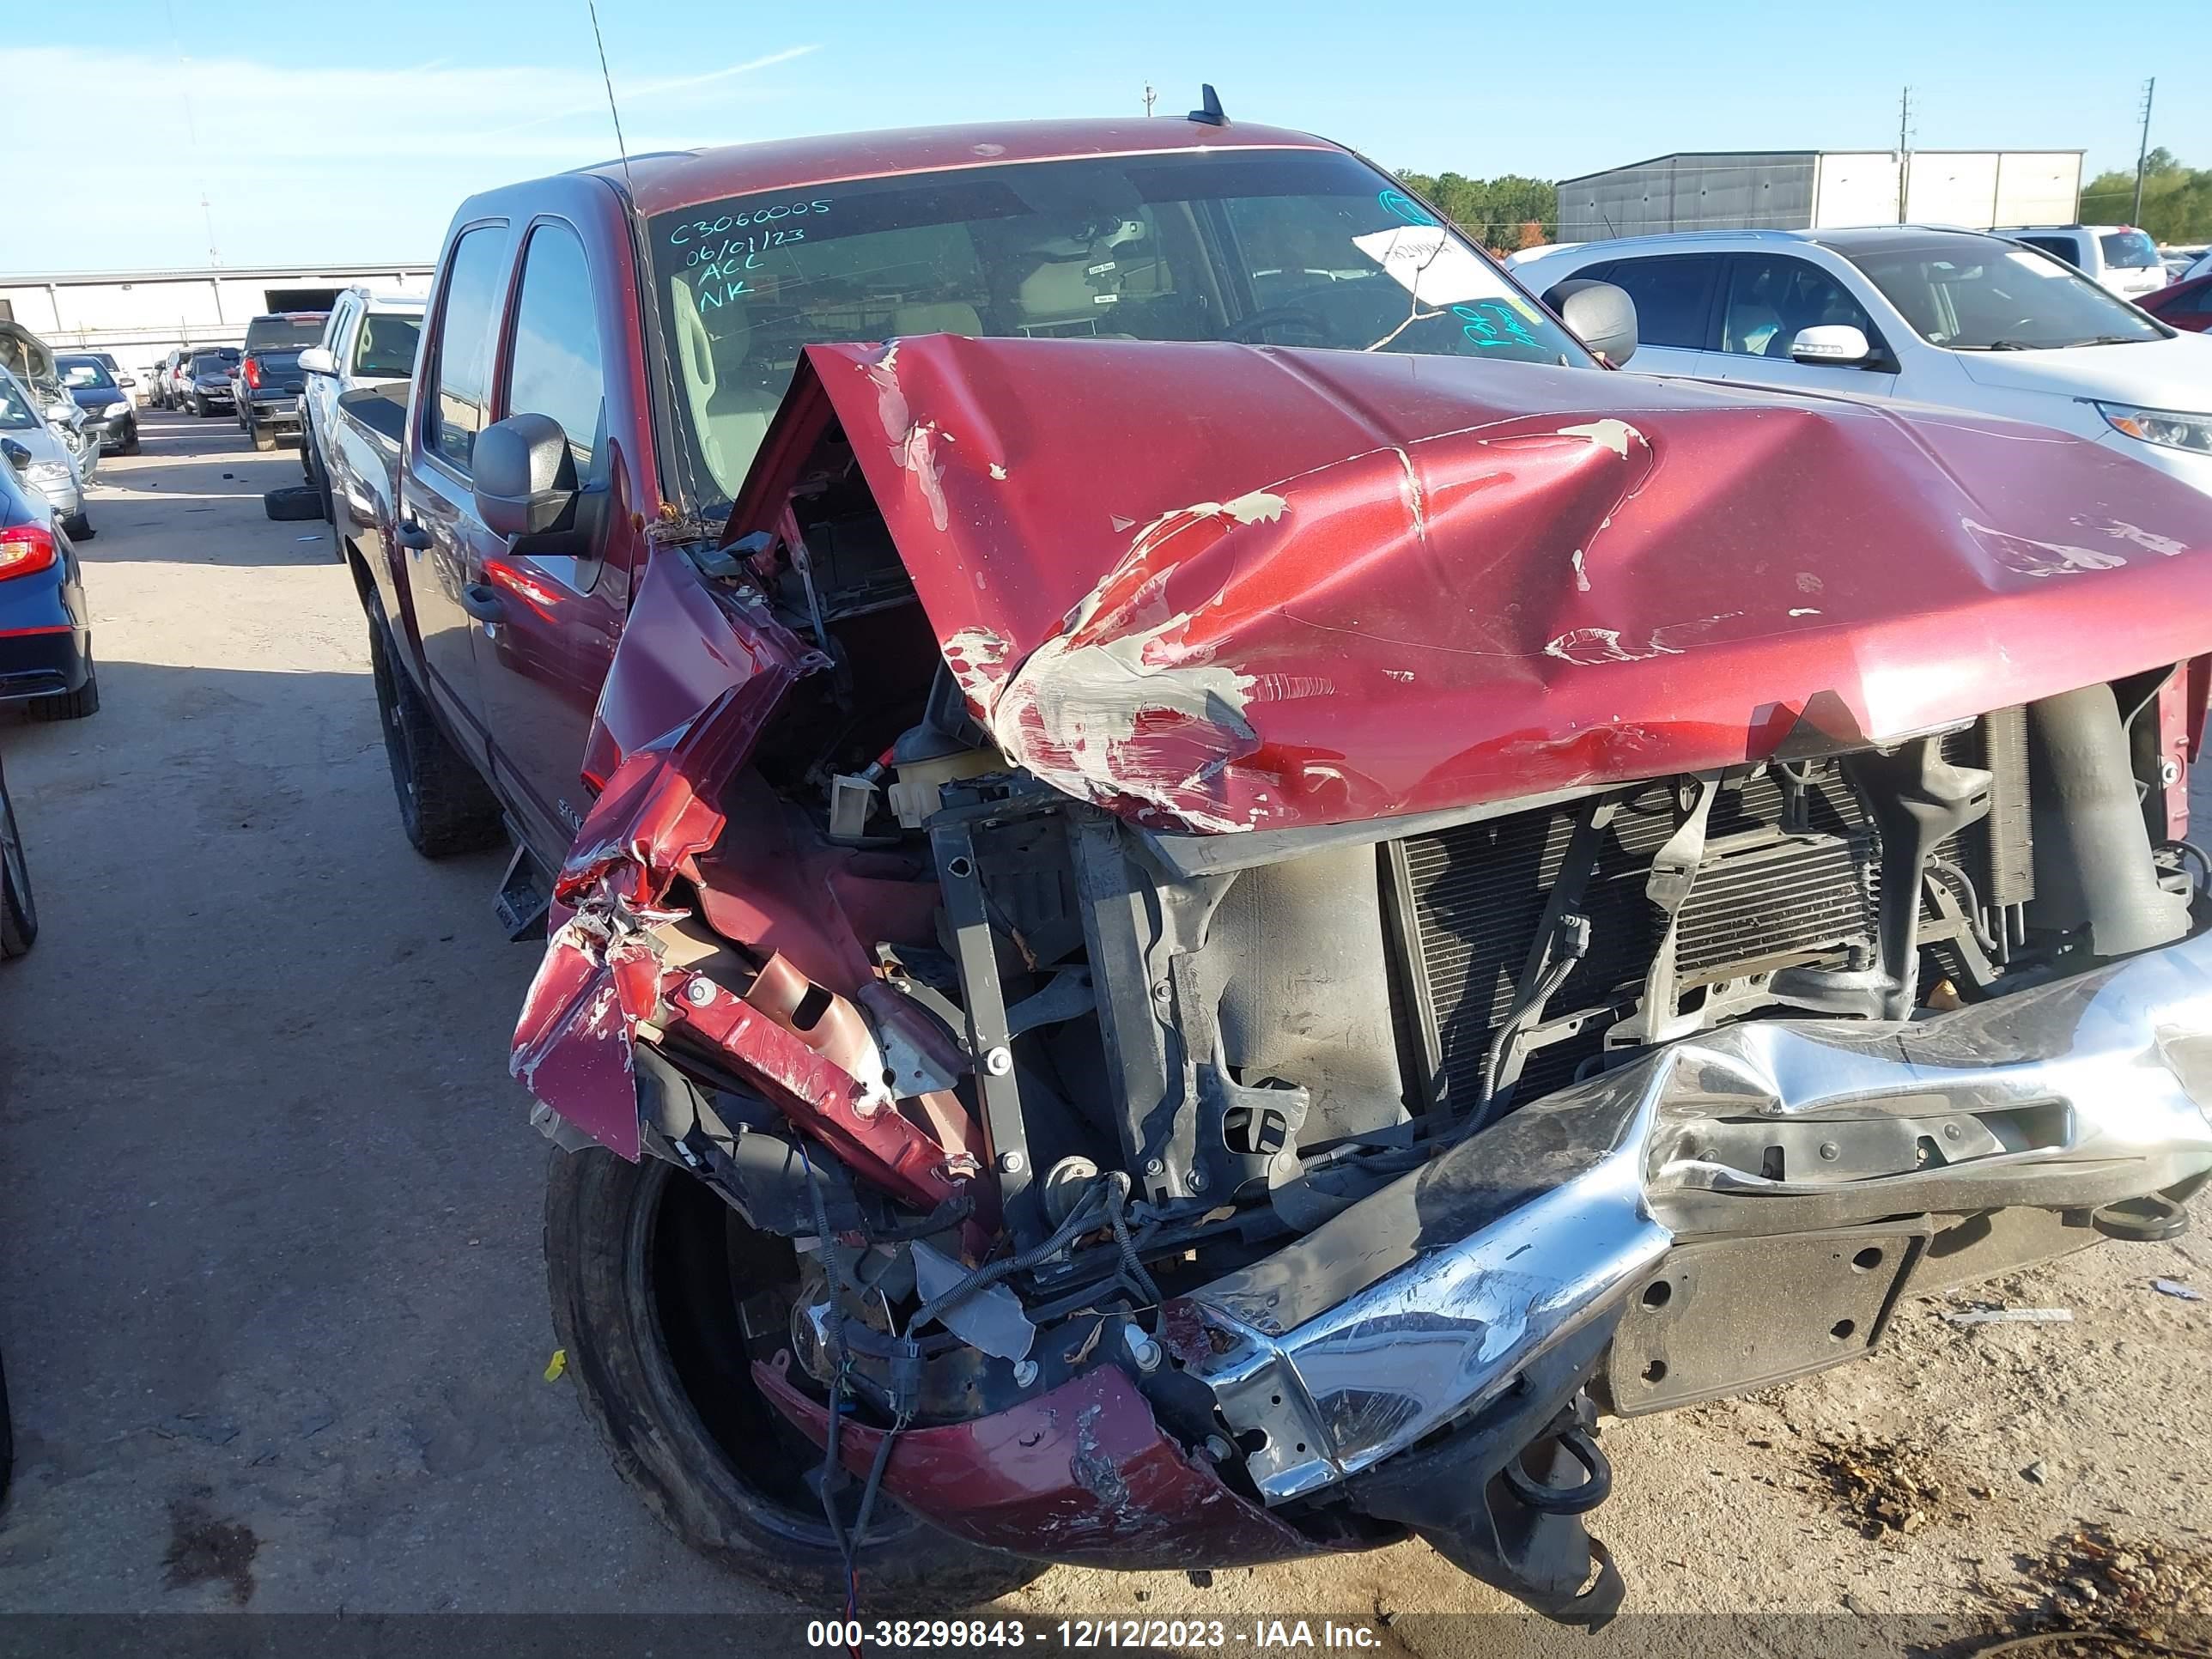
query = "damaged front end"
(518, 335, 2212, 1621)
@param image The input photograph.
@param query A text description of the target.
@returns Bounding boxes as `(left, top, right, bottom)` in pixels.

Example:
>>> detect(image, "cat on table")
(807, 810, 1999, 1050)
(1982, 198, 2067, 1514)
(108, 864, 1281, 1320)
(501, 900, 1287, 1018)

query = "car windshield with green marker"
(647, 148, 1588, 504)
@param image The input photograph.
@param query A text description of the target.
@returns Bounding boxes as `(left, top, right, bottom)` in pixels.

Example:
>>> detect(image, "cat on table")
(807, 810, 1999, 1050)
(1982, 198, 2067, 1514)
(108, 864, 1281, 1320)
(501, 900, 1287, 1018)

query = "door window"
(426, 226, 509, 471)
(502, 222, 607, 479)
(2015, 235, 2081, 269)
(1583, 256, 1717, 349)
(1721, 255, 1875, 359)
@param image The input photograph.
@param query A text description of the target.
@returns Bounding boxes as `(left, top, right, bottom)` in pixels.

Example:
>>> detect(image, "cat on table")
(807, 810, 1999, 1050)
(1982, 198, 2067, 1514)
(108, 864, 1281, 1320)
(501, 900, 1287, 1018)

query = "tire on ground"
(544, 1146, 1042, 1611)
(264, 485, 323, 521)
(0, 764, 37, 958)
(367, 611, 502, 857)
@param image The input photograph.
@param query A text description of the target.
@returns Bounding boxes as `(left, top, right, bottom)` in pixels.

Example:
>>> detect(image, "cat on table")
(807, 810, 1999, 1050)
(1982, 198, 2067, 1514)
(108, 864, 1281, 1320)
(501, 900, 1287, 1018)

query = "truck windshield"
(646, 148, 1586, 507)
(1843, 244, 2166, 351)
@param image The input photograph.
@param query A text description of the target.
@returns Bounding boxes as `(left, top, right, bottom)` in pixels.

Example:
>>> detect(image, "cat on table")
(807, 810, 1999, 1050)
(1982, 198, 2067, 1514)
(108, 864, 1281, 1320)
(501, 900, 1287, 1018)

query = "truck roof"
(571, 115, 1340, 217)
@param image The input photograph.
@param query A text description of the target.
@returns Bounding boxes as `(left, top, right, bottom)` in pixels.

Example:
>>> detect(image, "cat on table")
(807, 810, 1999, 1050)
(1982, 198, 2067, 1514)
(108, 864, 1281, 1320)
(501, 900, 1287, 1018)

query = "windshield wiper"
(1979, 339, 2039, 350)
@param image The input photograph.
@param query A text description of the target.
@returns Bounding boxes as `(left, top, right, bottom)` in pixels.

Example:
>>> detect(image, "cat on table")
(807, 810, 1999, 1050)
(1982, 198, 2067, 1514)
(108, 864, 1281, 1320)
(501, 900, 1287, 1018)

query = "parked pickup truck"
(337, 106, 2212, 1626)
(235, 312, 326, 451)
(298, 288, 423, 526)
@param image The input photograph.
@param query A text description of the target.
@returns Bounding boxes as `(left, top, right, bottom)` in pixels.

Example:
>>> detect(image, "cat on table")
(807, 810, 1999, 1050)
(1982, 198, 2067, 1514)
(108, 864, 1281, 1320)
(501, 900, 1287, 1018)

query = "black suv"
(237, 313, 326, 451)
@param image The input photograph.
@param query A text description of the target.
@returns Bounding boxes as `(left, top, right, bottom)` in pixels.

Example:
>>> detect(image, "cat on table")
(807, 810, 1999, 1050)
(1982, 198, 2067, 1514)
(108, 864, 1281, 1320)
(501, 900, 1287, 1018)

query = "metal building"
(1556, 150, 2084, 242)
(0, 262, 434, 383)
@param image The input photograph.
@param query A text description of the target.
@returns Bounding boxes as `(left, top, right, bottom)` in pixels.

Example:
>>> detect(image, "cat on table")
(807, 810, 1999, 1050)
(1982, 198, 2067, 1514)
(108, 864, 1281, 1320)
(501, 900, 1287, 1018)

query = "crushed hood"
(753, 335, 2212, 836)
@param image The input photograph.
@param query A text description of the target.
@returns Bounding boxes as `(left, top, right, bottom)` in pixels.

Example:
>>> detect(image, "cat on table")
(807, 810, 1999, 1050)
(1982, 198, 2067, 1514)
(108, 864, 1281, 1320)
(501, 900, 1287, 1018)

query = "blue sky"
(4, 0, 2205, 270)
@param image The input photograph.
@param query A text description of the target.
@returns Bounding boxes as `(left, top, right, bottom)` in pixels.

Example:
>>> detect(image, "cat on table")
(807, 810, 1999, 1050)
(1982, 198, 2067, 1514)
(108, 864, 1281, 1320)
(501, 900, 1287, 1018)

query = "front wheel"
(117, 424, 140, 457)
(544, 1147, 1041, 1610)
(193, 395, 210, 417)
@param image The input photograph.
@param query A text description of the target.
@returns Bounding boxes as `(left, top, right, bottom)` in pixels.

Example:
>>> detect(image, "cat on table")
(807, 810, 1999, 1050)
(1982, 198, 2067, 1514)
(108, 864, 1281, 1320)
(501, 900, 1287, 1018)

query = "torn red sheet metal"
(513, 548, 826, 1158)
(756, 1355, 1322, 1567)
(745, 335, 2212, 836)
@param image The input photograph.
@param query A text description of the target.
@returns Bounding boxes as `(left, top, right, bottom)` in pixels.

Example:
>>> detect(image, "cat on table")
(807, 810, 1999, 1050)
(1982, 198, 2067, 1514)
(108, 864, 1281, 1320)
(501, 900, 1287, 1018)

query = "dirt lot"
(3, 411, 2211, 1652)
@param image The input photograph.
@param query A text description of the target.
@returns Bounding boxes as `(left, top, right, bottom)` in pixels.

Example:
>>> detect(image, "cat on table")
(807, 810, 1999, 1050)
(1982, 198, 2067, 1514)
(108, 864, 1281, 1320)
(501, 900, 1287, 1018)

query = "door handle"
(460, 582, 506, 623)
(396, 519, 432, 550)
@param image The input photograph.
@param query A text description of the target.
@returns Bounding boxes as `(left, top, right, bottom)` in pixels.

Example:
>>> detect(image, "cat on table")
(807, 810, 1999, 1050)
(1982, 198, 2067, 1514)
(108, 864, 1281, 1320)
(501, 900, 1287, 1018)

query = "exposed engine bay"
(515, 335, 2212, 1623)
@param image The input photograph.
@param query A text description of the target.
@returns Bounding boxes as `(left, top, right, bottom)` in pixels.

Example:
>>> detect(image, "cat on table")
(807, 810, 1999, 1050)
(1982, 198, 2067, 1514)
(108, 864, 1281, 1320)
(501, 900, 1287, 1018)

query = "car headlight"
(2094, 402, 2212, 456)
(103, 400, 130, 418)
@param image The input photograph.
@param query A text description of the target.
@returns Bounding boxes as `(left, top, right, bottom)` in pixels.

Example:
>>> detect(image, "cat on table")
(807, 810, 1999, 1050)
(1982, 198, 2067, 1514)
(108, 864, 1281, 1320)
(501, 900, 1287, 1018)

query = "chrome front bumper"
(1171, 927, 2212, 1504)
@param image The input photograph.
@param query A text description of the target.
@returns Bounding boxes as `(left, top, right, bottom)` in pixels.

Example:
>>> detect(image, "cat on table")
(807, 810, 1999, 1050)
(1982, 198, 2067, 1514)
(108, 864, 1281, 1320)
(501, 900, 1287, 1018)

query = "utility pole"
(1143, 82, 1156, 118)
(1896, 85, 1912, 222)
(2133, 77, 2156, 224)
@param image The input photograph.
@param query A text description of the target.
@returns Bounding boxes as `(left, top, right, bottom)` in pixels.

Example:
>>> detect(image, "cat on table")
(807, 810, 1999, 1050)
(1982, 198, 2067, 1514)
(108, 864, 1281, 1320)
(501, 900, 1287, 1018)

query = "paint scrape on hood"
(757, 335, 2212, 836)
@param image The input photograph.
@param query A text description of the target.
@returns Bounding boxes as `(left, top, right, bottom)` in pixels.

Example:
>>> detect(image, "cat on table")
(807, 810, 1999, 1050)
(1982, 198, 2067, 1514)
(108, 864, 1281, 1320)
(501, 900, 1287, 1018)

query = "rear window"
(353, 314, 422, 378)
(2100, 229, 2160, 270)
(246, 314, 328, 350)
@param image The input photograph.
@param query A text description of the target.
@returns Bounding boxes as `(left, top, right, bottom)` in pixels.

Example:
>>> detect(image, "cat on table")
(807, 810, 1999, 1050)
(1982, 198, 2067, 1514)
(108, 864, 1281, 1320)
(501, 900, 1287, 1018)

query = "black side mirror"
(1, 440, 27, 471)
(473, 412, 579, 542)
(1548, 279, 1638, 368)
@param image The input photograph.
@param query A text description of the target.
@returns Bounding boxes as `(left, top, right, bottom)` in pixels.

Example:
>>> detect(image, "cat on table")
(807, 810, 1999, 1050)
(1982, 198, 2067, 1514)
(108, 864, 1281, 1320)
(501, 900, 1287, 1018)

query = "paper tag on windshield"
(1352, 226, 1516, 307)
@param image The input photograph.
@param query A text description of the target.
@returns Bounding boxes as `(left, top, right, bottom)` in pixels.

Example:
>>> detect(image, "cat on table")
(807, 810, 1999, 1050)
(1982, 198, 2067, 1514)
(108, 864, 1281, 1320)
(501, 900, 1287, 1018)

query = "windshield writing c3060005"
(666, 198, 831, 246)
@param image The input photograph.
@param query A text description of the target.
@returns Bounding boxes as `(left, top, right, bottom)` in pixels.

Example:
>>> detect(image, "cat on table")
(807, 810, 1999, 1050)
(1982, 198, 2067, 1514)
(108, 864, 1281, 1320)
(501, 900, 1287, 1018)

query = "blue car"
(0, 381, 96, 720)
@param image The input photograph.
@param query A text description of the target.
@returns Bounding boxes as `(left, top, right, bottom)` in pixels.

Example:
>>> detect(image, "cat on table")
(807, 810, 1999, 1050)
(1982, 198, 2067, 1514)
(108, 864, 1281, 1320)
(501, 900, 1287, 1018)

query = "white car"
(2182, 248, 2212, 285)
(1994, 224, 2168, 300)
(0, 368, 91, 539)
(1516, 226, 2212, 496)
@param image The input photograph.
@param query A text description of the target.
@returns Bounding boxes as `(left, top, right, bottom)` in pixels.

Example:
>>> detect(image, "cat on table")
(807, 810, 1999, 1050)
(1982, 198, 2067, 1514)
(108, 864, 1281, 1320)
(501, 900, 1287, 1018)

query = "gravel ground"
(2, 411, 2209, 1654)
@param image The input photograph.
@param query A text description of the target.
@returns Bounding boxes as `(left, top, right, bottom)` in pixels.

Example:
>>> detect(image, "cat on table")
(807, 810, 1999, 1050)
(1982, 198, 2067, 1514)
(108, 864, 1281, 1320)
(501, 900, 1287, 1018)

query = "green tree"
(2080, 153, 2212, 242)
(1395, 170, 1560, 253)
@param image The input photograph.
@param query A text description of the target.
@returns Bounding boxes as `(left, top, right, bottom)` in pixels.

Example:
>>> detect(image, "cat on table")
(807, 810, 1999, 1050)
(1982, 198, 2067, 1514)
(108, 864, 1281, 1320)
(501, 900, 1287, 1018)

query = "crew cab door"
(470, 217, 629, 868)
(399, 221, 513, 769)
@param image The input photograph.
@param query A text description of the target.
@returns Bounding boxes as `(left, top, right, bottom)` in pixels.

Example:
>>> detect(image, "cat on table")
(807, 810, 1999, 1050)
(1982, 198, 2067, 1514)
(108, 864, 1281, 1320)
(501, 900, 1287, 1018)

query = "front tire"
(117, 422, 139, 457)
(544, 1147, 1041, 1610)
(366, 609, 501, 857)
(193, 395, 210, 417)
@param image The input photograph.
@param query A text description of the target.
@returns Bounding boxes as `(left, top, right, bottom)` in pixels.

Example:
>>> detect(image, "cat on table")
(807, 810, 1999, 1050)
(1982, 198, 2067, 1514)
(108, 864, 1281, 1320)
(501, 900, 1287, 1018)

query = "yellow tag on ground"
(544, 1348, 568, 1382)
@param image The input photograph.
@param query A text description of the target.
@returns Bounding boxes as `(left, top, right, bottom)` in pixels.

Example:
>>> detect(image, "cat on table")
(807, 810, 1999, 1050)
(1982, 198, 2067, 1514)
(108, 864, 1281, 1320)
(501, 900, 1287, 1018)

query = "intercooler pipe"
(2027, 683, 2191, 957)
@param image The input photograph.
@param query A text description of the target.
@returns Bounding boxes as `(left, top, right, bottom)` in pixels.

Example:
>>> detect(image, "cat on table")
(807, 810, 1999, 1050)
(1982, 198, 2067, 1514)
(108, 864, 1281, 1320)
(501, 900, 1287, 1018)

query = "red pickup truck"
(337, 106, 2212, 1623)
